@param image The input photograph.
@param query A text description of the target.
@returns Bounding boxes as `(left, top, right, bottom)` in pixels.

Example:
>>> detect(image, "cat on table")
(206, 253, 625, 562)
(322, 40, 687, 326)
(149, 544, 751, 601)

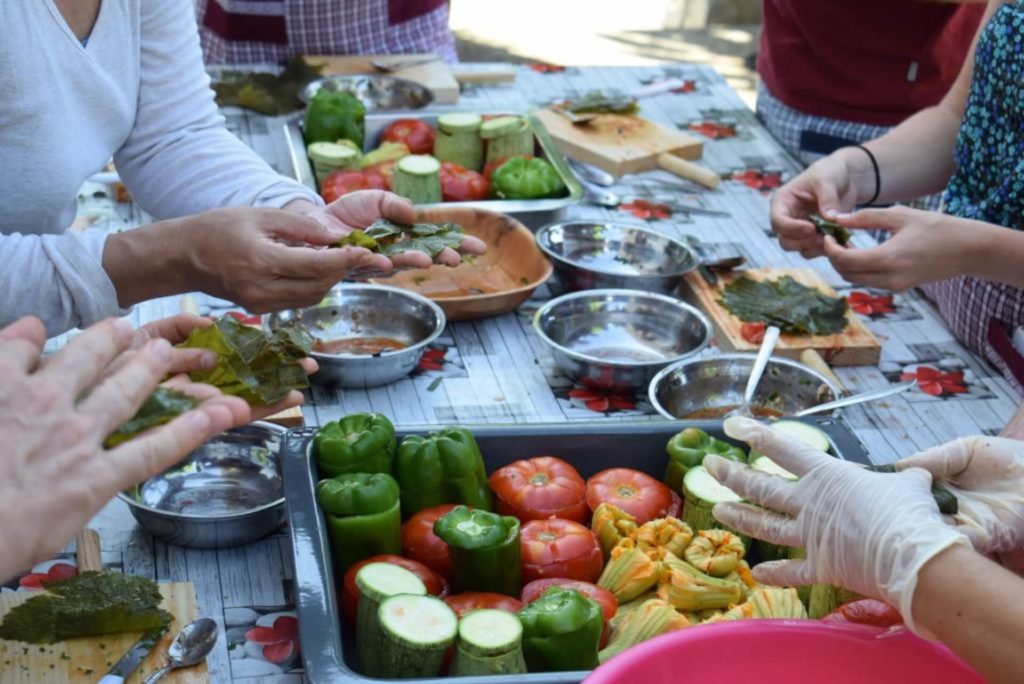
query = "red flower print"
(568, 387, 636, 413)
(222, 311, 262, 326)
(730, 169, 783, 192)
(527, 62, 566, 73)
(688, 121, 737, 139)
(418, 348, 446, 372)
(900, 366, 968, 396)
(246, 615, 299, 664)
(847, 291, 896, 316)
(618, 199, 672, 220)
(19, 562, 77, 590)
(671, 80, 697, 94)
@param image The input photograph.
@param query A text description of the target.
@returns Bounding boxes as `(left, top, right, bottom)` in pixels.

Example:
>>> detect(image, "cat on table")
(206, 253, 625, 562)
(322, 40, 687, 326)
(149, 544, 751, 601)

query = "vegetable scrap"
(720, 275, 850, 335)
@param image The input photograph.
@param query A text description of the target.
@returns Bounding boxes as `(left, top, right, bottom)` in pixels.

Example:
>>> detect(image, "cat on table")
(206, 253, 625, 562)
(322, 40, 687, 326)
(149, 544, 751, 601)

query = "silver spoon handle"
(743, 326, 781, 407)
(142, 665, 173, 684)
(793, 379, 917, 417)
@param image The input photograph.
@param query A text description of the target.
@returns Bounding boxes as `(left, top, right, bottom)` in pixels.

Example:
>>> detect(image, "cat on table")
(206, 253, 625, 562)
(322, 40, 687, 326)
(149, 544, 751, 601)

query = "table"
(32, 63, 1022, 683)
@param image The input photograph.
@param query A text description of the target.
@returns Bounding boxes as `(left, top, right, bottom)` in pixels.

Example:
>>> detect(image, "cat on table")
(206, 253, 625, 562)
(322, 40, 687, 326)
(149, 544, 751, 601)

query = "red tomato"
(483, 154, 533, 185)
(439, 162, 488, 202)
(822, 599, 903, 628)
(362, 161, 395, 191)
(401, 504, 457, 579)
(740, 321, 767, 345)
(445, 592, 524, 618)
(342, 555, 448, 624)
(586, 468, 674, 525)
(381, 119, 435, 155)
(520, 579, 617, 621)
(489, 456, 588, 524)
(320, 170, 368, 203)
(520, 519, 603, 584)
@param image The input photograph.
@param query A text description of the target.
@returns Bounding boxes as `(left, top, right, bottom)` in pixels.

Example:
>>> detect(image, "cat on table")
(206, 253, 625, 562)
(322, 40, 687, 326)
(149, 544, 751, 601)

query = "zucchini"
(768, 420, 831, 452)
(479, 116, 522, 140)
(355, 562, 427, 677)
(749, 455, 798, 481)
(484, 118, 534, 165)
(308, 140, 361, 187)
(391, 154, 442, 204)
(376, 594, 458, 678)
(451, 609, 527, 676)
(682, 466, 749, 545)
(867, 464, 958, 515)
(434, 113, 484, 171)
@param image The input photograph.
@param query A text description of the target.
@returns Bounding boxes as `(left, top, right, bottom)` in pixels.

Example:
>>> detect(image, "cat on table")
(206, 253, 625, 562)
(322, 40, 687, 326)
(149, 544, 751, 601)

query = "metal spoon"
(369, 56, 437, 73)
(141, 618, 218, 684)
(726, 326, 781, 419)
(793, 380, 917, 417)
(583, 186, 731, 217)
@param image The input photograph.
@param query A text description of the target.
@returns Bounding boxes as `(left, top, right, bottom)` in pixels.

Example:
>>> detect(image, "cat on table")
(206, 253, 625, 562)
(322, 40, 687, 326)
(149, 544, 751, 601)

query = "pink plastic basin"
(585, 620, 984, 684)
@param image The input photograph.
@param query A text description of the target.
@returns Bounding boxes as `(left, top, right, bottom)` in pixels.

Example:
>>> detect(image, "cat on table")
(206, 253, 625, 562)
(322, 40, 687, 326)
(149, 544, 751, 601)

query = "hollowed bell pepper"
(664, 428, 746, 492)
(303, 89, 366, 148)
(314, 412, 396, 478)
(517, 586, 603, 672)
(395, 427, 493, 517)
(434, 506, 521, 595)
(316, 472, 401, 572)
(489, 157, 566, 200)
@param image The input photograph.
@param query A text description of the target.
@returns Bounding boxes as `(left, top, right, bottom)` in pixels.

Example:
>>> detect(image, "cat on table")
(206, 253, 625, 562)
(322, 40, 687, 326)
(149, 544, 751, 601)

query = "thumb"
(895, 437, 977, 480)
(274, 211, 346, 246)
(814, 181, 844, 219)
(751, 559, 816, 587)
(834, 208, 902, 232)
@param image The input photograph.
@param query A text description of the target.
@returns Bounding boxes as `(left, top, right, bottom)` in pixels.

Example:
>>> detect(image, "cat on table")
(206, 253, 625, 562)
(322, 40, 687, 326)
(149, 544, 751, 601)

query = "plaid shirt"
(195, 0, 457, 65)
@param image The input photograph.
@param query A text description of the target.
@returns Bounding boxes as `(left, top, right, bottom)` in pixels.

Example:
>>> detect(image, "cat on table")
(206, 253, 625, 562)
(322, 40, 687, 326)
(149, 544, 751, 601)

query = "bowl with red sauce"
(264, 284, 445, 388)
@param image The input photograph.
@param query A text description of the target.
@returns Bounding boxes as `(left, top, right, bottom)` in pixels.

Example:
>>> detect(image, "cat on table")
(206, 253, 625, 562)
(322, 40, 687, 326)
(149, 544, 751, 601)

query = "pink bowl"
(585, 620, 984, 684)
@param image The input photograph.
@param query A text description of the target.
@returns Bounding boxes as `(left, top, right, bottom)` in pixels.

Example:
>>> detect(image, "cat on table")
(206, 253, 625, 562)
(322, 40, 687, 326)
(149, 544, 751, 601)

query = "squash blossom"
(657, 552, 742, 611)
(631, 517, 693, 561)
(592, 503, 637, 558)
(684, 529, 745, 577)
(596, 541, 660, 603)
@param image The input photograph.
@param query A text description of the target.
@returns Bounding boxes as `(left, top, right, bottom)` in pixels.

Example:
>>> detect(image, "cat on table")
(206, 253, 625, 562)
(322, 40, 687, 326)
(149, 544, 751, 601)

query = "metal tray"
(283, 111, 583, 230)
(282, 419, 868, 684)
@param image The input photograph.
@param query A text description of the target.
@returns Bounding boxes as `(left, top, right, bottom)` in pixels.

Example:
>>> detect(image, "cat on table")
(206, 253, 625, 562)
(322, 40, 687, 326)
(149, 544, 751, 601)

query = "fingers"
(38, 318, 135, 395)
(751, 559, 816, 587)
(433, 247, 461, 268)
(723, 416, 832, 477)
(266, 242, 374, 281)
(713, 501, 803, 547)
(380, 192, 417, 224)
(388, 250, 434, 270)
(895, 437, 977, 480)
(135, 314, 211, 347)
(834, 207, 904, 230)
(77, 339, 173, 434)
(268, 210, 347, 247)
(0, 316, 46, 373)
(705, 454, 800, 515)
(822, 237, 891, 285)
(167, 347, 219, 375)
(299, 357, 319, 375)
(458, 235, 488, 255)
(248, 389, 306, 421)
(897, 435, 1024, 489)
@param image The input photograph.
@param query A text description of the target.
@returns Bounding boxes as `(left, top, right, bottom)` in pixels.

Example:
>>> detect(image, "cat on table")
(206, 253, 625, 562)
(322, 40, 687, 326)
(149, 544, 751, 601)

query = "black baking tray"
(281, 419, 868, 683)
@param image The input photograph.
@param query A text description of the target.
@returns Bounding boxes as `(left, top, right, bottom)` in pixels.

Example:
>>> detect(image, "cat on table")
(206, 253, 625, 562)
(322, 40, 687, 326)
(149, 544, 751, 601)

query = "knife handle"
(452, 68, 517, 84)
(96, 675, 125, 684)
(656, 153, 721, 190)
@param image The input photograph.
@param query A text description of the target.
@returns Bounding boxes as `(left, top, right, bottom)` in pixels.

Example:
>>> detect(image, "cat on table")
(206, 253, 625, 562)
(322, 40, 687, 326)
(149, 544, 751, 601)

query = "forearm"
(913, 545, 1024, 684)
(962, 222, 1024, 288)
(1000, 400, 1024, 439)
(103, 219, 194, 307)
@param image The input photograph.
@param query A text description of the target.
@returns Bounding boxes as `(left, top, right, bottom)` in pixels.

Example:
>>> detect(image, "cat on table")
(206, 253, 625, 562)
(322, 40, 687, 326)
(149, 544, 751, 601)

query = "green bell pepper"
(434, 506, 521, 595)
(314, 413, 396, 478)
(394, 427, 494, 517)
(490, 157, 566, 199)
(316, 472, 401, 572)
(303, 89, 366, 148)
(664, 427, 747, 492)
(517, 587, 603, 672)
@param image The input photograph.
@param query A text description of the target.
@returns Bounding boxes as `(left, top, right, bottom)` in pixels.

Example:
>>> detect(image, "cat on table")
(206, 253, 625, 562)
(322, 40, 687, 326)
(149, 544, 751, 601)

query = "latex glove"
(706, 417, 970, 631)
(895, 436, 1024, 555)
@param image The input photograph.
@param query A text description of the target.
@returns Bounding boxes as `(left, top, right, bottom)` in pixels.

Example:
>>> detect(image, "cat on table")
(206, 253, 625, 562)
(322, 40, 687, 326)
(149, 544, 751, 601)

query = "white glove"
(896, 435, 1024, 555)
(706, 417, 970, 632)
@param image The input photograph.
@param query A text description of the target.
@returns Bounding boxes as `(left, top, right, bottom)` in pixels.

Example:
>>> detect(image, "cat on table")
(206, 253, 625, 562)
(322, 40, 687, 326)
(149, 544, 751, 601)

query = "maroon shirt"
(758, 0, 985, 126)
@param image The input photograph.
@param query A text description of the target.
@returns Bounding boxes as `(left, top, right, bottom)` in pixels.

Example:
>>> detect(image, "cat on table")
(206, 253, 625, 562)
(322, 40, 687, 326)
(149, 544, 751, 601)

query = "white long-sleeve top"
(0, 0, 321, 335)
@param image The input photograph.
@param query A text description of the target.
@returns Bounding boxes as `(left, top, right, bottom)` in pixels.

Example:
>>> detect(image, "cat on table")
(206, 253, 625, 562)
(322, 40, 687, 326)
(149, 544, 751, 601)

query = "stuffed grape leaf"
(808, 213, 852, 246)
(104, 387, 199, 449)
(563, 90, 640, 115)
(0, 572, 170, 644)
(336, 219, 464, 258)
(719, 276, 849, 336)
(177, 315, 313, 406)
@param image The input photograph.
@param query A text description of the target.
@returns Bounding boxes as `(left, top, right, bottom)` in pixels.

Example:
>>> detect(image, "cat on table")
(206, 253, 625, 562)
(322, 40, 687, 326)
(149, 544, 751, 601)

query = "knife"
(96, 627, 167, 684)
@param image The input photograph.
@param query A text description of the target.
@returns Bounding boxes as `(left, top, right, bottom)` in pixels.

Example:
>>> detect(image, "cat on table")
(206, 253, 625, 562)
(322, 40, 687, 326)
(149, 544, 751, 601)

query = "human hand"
(895, 436, 1024, 555)
(0, 316, 251, 582)
(705, 417, 970, 631)
(310, 190, 487, 276)
(822, 206, 982, 291)
(770, 151, 870, 258)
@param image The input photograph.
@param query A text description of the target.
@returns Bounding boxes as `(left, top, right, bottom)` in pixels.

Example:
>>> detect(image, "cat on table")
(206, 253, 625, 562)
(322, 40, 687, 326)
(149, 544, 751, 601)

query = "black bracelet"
(852, 144, 881, 206)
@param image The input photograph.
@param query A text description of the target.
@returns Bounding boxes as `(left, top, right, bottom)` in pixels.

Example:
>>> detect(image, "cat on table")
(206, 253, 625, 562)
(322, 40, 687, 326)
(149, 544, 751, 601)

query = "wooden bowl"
(370, 207, 553, 321)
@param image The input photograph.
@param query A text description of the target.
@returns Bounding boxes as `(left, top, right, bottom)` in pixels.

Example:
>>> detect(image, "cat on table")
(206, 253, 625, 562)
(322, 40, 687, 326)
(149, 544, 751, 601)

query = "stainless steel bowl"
(648, 354, 842, 420)
(117, 422, 286, 549)
(265, 284, 446, 388)
(536, 221, 699, 295)
(534, 289, 712, 392)
(299, 75, 433, 110)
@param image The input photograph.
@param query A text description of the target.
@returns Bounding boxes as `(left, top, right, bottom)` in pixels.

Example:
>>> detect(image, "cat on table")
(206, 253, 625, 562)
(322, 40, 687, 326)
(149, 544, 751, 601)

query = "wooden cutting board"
(683, 268, 881, 367)
(305, 54, 459, 104)
(0, 583, 206, 684)
(533, 109, 704, 178)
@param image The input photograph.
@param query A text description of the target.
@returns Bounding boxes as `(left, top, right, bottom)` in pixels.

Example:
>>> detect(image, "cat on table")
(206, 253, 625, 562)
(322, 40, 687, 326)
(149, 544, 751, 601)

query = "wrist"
(103, 220, 192, 307)
(834, 146, 879, 206)
(282, 198, 322, 215)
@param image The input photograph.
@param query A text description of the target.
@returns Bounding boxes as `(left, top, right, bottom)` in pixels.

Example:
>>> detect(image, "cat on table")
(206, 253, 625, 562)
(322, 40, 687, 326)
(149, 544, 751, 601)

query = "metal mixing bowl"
(534, 289, 712, 392)
(117, 422, 286, 549)
(300, 75, 434, 110)
(265, 284, 446, 388)
(536, 221, 700, 295)
(648, 354, 842, 420)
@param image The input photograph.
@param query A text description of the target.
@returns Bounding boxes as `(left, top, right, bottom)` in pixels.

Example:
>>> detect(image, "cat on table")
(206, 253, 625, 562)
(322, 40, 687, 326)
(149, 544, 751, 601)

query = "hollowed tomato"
(489, 456, 588, 523)
(586, 468, 674, 525)
(401, 504, 458, 579)
(520, 518, 603, 584)
(381, 118, 436, 155)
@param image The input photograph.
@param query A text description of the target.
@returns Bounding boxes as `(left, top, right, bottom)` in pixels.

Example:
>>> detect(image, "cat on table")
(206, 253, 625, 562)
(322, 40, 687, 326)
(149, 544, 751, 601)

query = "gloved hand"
(895, 436, 1024, 555)
(706, 417, 970, 632)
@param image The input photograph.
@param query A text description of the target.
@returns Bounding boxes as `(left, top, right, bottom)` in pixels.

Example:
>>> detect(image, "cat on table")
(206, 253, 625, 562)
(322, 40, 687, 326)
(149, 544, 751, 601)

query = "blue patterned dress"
(923, 1, 1024, 389)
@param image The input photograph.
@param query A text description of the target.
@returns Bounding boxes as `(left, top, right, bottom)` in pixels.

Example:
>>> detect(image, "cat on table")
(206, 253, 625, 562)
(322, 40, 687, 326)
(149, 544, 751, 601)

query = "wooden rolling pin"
(451, 67, 518, 85)
(75, 528, 103, 572)
(656, 153, 721, 190)
(800, 349, 847, 395)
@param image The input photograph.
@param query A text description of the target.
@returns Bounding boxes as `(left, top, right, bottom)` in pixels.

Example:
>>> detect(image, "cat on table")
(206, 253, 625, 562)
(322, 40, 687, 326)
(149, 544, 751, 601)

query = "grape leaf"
(720, 276, 849, 335)
(177, 315, 313, 406)
(212, 56, 325, 115)
(808, 213, 852, 246)
(104, 387, 199, 449)
(336, 219, 464, 258)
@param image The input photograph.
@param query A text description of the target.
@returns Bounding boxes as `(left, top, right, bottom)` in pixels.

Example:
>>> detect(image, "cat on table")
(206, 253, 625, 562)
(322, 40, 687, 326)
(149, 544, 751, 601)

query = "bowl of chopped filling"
(265, 284, 446, 388)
